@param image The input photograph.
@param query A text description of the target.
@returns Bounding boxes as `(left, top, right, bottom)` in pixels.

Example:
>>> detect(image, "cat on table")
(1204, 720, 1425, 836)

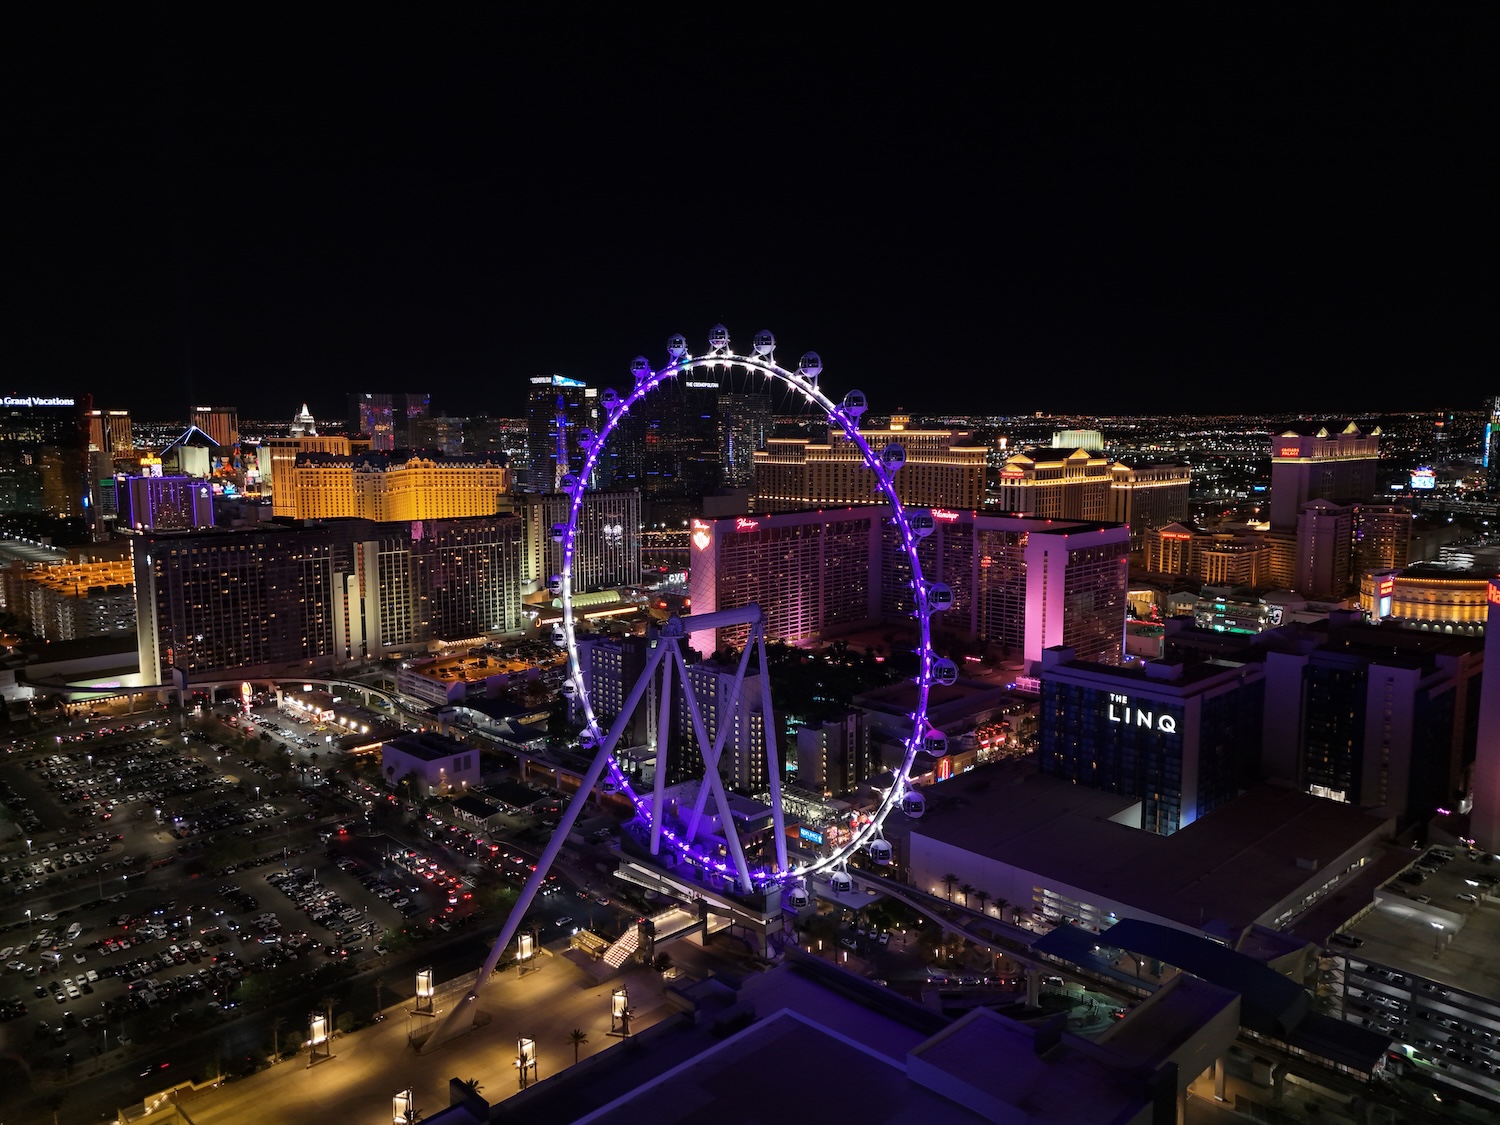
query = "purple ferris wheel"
(554, 326, 952, 891)
(424, 327, 952, 1050)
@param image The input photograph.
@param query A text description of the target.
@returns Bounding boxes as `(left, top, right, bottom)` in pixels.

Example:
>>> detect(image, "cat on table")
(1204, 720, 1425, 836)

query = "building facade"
(1037, 648, 1265, 835)
(283, 451, 510, 522)
(134, 515, 524, 681)
(1108, 462, 1192, 552)
(267, 435, 352, 515)
(121, 476, 214, 531)
(88, 409, 133, 455)
(190, 406, 238, 450)
(994, 447, 1111, 520)
(380, 731, 481, 797)
(1269, 423, 1380, 530)
(518, 489, 641, 594)
(753, 427, 987, 513)
(689, 506, 1130, 668)
(3, 558, 135, 640)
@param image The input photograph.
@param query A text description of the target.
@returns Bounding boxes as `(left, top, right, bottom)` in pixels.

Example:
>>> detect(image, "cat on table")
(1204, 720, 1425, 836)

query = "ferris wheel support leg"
(419, 641, 669, 1054)
(684, 626, 758, 844)
(670, 643, 755, 895)
(650, 644, 674, 856)
(757, 629, 789, 874)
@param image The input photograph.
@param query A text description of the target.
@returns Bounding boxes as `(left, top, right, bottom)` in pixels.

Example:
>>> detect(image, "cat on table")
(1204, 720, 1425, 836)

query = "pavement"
(117, 949, 677, 1125)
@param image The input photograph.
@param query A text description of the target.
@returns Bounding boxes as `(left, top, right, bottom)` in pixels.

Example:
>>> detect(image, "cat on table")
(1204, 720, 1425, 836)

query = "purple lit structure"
(421, 327, 945, 1052)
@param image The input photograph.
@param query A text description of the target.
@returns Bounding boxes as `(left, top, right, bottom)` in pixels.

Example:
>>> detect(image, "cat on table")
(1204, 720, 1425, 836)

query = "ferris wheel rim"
(555, 331, 935, 889)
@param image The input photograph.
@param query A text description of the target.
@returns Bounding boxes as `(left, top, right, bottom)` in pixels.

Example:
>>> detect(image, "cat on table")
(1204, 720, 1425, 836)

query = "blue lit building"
(1037, 647, 1264, 835)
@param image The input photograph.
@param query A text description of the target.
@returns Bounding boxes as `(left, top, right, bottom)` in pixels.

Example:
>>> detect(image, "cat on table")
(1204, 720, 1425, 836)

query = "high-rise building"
(1143, 524, 1272, 588)
(574, 634, 654, 750)
(994, 447, 1112, 520)
(1484, 396, 1500, 485)
(687, 508, 882, 656)
(121, 475, 214, 530)
(134, 515, 524, 680)
(677, 659, 770, 793)
(283, 451, 509, 522)
(517, 489, 641, 594)
(0, 393, 91, 531)
(753, 427, 987, 513)
(688, 506, 1130, 668)
(1259, 612, 1481, 823)
(1471, 582, 1500, 850)
(88, 409, 133, 454)
(1294, 500, 1354, 600)
(717, 391, 773, 488)
(795, 710, 871, 797)
(2, 558, 135, 641)
(1351, 503, 1412, 574)
(349, 393, 396, 451)
(190, 406, 238, 449)
(524, 376, 594, 492)
(266, 435, 352, 516)
(1268, 423, 1380, 530)
(289, 404, 318, 437)
(412, 416, 464, 457)
(1108, 462, 1192, 552)
(1038, 647, 1265, 835)
(400, 393, 430, 448)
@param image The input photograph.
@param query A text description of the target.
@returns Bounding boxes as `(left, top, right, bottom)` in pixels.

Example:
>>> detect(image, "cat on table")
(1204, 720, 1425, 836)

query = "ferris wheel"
(423, 326, 953, 1052)
(555, 326, 951, 893)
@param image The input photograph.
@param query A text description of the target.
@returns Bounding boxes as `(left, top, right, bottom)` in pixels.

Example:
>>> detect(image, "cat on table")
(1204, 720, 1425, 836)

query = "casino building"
(687, 506, 1130, 669)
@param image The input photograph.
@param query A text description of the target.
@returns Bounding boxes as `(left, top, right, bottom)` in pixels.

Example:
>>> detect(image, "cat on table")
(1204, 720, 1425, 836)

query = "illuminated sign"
(931, 508, 960, 522)
(799, 826, 824, 845)
(1105, 693, 1177, 734)
(691, 519, 709, 529)
(529, 375, 585, 387)
(1276, 446, 1301, 458)
(691, 529, 711, 551)
(1377, 576, 1395, 598)
(1410, 468, 1435, 490)
(2, 396, 76, 407)
(734, 517, 759, 532)
(685, 381, 719, 388)
(936, 757, 953, 781)
(1488, 582, 1500, 608)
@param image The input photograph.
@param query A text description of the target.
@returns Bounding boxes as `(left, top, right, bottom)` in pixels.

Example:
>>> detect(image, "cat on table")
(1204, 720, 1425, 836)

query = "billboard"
(1410, 468, 1435, 490)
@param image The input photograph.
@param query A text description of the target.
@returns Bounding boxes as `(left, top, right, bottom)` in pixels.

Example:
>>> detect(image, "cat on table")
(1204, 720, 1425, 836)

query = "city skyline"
(12, 15, 1492, 421)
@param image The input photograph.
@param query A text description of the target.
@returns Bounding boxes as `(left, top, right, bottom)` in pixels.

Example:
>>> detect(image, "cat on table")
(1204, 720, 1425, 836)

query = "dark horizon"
(11, 13, 1494, 424)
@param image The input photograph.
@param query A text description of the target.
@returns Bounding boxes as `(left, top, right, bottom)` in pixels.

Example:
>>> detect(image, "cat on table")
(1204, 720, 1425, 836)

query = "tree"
(992, 897, 1009, 923)
(271, 1014, 285, 1060)
(568, 1028, 588, 1065)
(373, 976, 386, 1018)
(958, 883, 974, 909)
(941, 873, 958, 902)
(652, 952, 673, 974)
(975, 889, 991, 916)
(459, 1077, 484, 1094)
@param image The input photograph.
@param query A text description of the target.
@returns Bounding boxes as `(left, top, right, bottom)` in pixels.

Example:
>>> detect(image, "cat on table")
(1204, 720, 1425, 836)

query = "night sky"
(10, 12, 1494, 422)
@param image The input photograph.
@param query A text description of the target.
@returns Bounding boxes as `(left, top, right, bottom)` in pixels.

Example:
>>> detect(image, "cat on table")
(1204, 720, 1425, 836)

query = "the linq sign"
(1104, 693, 1178, 734)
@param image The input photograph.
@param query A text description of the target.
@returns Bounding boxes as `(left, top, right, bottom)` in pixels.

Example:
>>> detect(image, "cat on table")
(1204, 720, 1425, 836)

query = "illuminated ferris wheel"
(431, 328, 954, 1048)
(556, 326, 951, 892)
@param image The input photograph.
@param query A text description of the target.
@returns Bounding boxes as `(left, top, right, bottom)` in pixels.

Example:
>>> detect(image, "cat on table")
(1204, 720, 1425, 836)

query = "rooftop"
(914, 767, 1391, 938)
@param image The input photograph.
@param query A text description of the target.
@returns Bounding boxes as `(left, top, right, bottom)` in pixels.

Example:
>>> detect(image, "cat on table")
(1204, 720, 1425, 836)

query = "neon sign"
(798, 826, 824, 845)
(691, 529, 711, 551)
(1276, 446, 1301, 458)
(3, 396, 75, 407)
(1488, 582, 1500, 607)
(931, 508, 960, 522)
(735, 517, 759, 532)
(1378, 577, 1395, 598)
(1105, 693, 1177, 734)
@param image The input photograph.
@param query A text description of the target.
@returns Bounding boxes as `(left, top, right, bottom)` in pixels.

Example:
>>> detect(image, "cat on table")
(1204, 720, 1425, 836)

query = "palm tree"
(459, 1077, 484, 1095)
(958, 883, 975, 909)
(271, 1014, 285, 1061)
(941, 873, 958, 901)
(568, 1028, 589, 1065)
(975, 889, 991, 916)
(373, 976, 386, 1018)
(993, 897, 1010, 923)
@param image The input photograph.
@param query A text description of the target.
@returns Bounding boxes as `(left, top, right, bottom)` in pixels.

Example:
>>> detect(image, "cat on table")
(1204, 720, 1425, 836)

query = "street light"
(308, 1011, 331, 1065)
(516, 929, 537, 977)
(611, 986, 631, 1036)
(516, 1036, 537, 1089)
(413, 968, 434, 1016)
(392, 1090, 417, 1124)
